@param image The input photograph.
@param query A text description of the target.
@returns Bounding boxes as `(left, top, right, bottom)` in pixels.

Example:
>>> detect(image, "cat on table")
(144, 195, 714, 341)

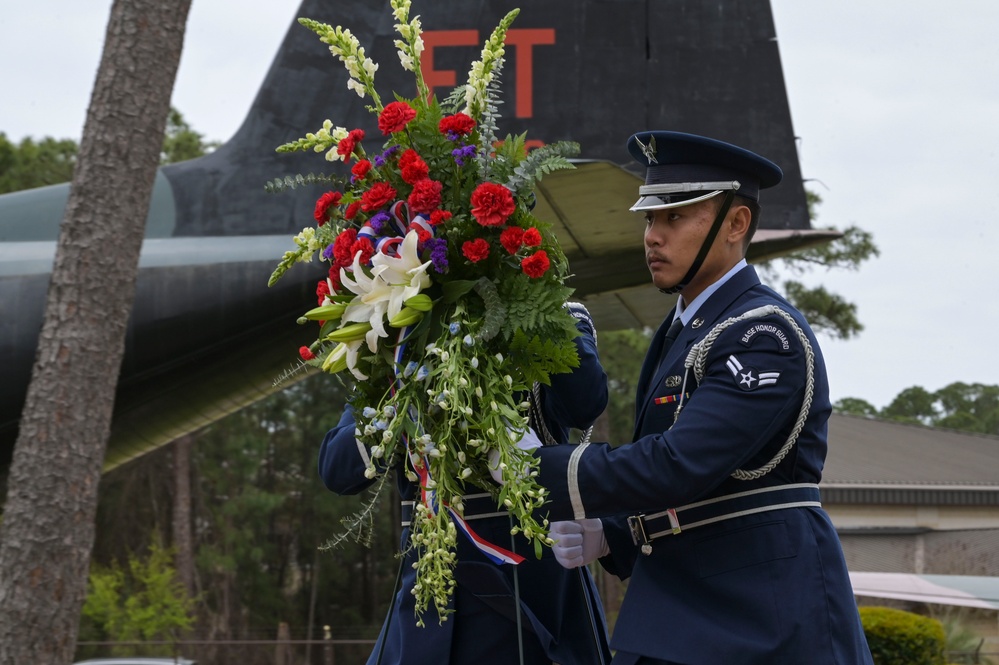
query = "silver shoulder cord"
(672, 305, 816, 481)
(529, 302, 597, 445)
(529, 382, 594, 445)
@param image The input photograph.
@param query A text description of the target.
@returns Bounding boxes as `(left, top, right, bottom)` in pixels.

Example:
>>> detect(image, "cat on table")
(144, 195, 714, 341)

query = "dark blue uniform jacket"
(319, 322, 611, 665)
(538, 266, 874, 665)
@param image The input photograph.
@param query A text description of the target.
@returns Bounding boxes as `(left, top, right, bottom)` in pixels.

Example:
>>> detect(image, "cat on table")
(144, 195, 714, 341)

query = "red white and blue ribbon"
(358, 201, 435, 258)
(392, 329, 524, 566)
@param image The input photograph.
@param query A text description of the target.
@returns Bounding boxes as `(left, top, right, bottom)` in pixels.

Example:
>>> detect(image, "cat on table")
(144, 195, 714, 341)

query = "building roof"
(822, 413, 999, 506)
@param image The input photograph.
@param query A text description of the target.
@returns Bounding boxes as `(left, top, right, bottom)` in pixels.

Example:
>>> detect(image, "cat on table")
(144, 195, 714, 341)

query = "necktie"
(648, 317, 684, 391)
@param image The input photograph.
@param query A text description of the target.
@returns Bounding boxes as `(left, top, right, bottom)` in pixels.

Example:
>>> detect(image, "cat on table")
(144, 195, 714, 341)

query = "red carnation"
(439, 113, 476, 136)
(523, 227, 542, 247)
(521, 250, 550, 278)
(500, 226, 525, 254)
(333, 228, 358, 267)
(344, 201, 362, 220)
(352, 159, 372, 180)
(314, 191, 342, 225)
(408, 179, 443, 215)
(470, 182, 516, 227)
(430, 210, 452, 226)
(462, 238, 490, 263)
(299, 346, 316, 361)
(361, 181, 397, 212)
(316, 278, 331, 305)
(416, 227, 432, 244)
(351, 237, 375, 265)
(337, 137, 356, 159)
(348, 128, 365, 142)
(399, 149, 429, 184)
(378, 101, 417, 135)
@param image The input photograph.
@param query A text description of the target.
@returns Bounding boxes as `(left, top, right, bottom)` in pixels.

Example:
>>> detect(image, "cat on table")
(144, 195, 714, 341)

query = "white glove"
(488, 427, 543, 484)
(550, 519, 609, 569)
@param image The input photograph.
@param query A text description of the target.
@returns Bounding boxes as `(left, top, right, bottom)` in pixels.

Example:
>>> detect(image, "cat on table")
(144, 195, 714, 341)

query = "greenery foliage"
(161, 107, 220, 164)
(758, 189, 880, 340)
(835, 381, 999, 436)
(0, 132, 77, 194)
(84, 373, 399, 652)
(939, 611, 993, 665)
(0, 108, 217, 196)
(860, 606, 946, 665)
(81, 541, 195, 651)
(596, 328, 653, 444)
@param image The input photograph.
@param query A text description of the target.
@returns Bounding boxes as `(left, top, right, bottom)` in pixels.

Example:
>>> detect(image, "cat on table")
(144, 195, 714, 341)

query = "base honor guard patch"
(739, 321, 792, 352)
(726, 354, 780, 391)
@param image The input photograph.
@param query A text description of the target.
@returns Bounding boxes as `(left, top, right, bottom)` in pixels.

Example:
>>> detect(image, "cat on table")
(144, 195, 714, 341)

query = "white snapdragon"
(292, 227, 321, 261)
(462, 9, 517, 117)
(322, 125, 351, 161)
(346, 78, 366, 99)
(391, 0, 425, 77)
(390, 0, 411, 23)
(301, 19, 381, 105)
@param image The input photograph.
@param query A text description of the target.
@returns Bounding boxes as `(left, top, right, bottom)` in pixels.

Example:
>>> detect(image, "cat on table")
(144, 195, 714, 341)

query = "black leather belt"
(400, 492, 506, 527)
(627, 483, 821, 555)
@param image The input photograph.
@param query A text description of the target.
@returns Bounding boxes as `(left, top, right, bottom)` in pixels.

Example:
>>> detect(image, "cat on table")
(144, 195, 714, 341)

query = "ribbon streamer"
(358, 201, 436, 258)
(391, 329, 525, 566)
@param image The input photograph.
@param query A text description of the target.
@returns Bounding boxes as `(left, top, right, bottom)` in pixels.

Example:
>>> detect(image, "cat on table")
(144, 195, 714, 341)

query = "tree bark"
(0, 0, 191, 661)
(172, 434, 196, 598)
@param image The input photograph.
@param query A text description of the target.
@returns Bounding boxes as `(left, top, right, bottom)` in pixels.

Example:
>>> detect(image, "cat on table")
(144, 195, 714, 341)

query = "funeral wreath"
(268, 0, 583, 624)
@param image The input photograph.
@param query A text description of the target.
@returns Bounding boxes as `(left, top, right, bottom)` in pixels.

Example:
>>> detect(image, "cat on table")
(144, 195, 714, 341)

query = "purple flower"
(369, 211, 390, 233)
(426, 237, 449, 273)
(322, 243, 335, 260)
(373, 144, 401, 167)
(446, 130, 460, 141)
(452, 144, 477, 166)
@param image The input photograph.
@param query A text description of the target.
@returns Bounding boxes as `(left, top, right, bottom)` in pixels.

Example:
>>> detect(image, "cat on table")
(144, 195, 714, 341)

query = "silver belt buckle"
(627, 514, 654, 556)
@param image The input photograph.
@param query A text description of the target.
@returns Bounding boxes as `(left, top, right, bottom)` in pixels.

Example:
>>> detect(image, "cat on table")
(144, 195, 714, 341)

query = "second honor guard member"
(537, 131, 874, 664)
(319, 302, 611, 665)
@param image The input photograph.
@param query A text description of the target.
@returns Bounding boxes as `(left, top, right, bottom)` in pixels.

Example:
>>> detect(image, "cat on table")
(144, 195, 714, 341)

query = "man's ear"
(727, 204, 752, 245)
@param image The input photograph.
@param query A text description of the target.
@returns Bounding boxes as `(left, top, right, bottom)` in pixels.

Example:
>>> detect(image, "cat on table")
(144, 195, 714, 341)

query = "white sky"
(1, 1, 997, 409)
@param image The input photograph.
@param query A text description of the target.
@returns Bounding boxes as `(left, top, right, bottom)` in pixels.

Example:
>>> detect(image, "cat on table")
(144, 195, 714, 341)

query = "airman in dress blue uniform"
(319, 304, 612, 665)
(538, 131, 875, 665)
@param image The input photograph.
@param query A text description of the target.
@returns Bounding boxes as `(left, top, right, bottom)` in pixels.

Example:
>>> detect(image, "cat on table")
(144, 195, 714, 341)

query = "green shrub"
(81, 540, 195, 654)
(860, 606, 946, 665)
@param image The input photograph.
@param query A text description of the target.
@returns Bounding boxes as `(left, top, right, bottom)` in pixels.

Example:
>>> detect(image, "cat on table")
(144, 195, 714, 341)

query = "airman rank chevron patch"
(726, 354, 780, 391)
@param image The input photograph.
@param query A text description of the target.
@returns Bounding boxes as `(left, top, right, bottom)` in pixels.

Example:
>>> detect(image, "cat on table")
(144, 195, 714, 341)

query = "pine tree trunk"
(173, 434, 196, 598)
(0, 0, 191, 661)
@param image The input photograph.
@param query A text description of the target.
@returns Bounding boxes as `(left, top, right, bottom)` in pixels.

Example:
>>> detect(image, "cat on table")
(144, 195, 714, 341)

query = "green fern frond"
(498, 274, 576, 339)
(508, 329, 580, 386)
(441, 86, 466, 115)
(505, 141, 580, 195)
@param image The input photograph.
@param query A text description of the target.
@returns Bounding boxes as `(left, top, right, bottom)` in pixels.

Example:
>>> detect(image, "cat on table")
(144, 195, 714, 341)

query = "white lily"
(338, 230, 432, 355)
(340, 259, 393, 353)
(342, 340, 367, 380)
(376, 230, 432, 320)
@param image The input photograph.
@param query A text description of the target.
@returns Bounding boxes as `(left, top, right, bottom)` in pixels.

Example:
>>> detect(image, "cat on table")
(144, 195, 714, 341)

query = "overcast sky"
(1, 1, 997, 409)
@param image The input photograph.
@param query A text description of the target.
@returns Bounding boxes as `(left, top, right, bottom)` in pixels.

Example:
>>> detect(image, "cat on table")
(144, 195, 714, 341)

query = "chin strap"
(659, 190, 737, 295)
